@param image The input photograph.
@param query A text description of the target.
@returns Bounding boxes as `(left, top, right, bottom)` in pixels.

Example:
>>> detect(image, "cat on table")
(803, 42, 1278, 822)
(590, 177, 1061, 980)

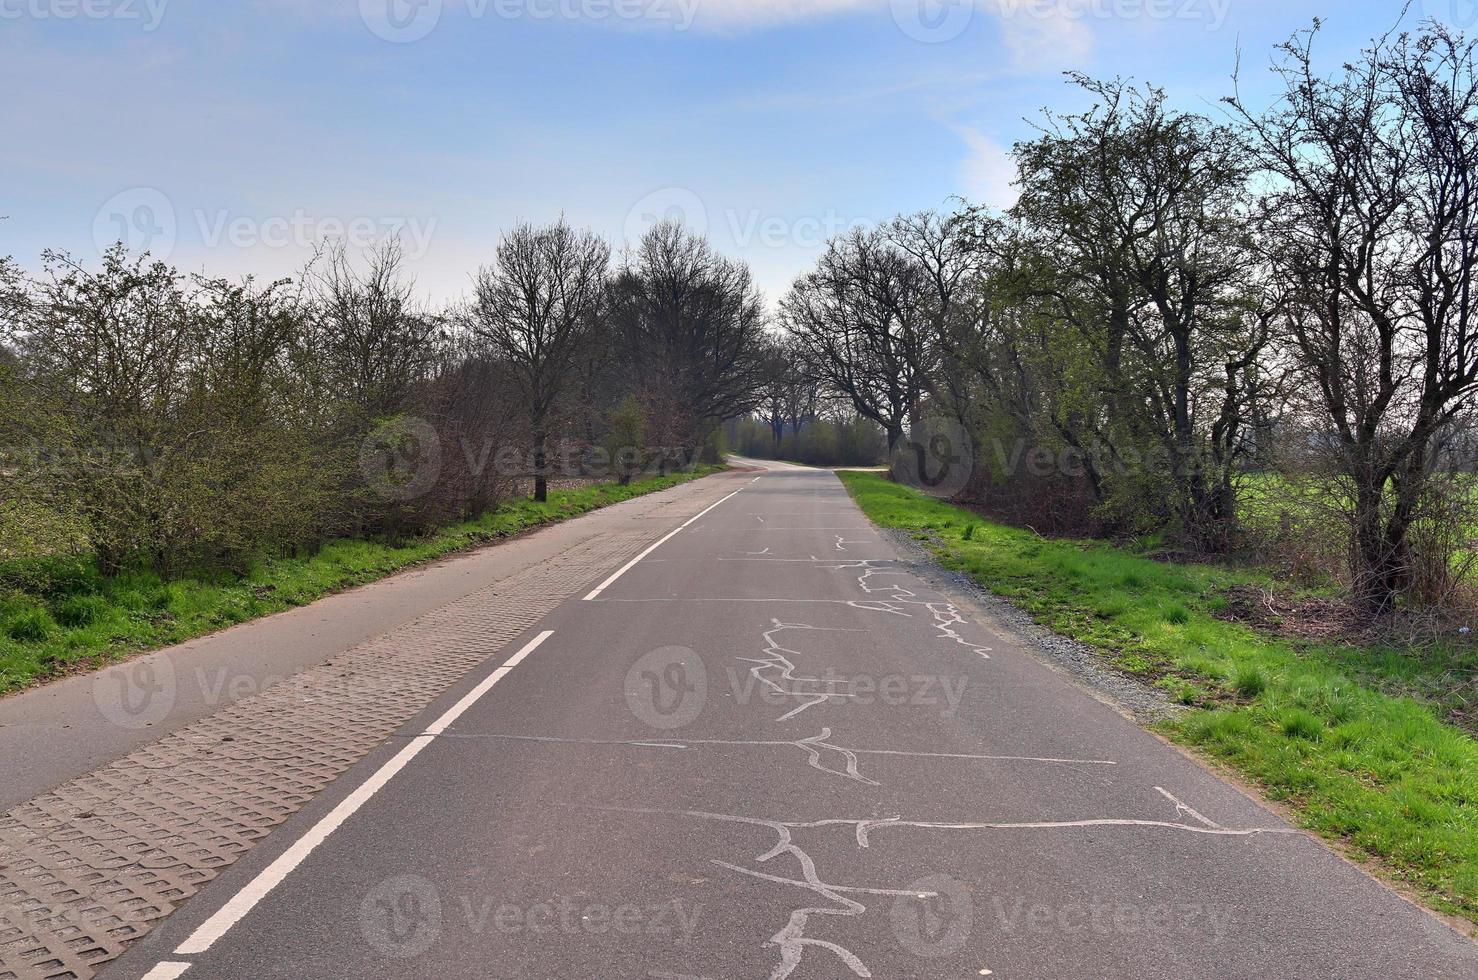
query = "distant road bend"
(6, 461, 1475, 979)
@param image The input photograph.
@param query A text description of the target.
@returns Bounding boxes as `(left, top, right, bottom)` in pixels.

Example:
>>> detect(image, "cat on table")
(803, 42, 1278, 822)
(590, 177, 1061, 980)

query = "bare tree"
(780, 335, 824, 444)
(758, 336, 791, 456)
(471, 219, 610, 501)
(1230, 22, 1478, 614)
(782, 227, 935, 457)
(885, 210, 982, 422)
(304, 238, 442, 422)
(607, 221, 768, 466)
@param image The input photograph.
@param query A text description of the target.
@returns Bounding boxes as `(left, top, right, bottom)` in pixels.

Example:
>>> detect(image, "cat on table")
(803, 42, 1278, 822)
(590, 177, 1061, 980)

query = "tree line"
(0, 220, 768, 578)
(777, 21, 1478, 618)
(6, 18, 1476, 621)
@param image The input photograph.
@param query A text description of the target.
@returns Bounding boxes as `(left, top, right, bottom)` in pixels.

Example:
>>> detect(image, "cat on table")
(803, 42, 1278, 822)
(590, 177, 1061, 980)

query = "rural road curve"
(99, 461, 1476, 978)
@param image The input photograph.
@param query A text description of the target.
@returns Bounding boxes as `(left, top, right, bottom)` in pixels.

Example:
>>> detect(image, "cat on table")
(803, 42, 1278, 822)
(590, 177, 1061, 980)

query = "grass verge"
(838, 470, 1478, 926)
(0, 468, 720, 696)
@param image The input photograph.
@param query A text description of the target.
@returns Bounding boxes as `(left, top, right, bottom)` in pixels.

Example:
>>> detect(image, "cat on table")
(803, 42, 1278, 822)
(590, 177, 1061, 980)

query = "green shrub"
(1234, 666, 1268, 699)
(54, 594, 109, 628)
(5, 607, 56, 642)
(1280, 708, 1324, 740)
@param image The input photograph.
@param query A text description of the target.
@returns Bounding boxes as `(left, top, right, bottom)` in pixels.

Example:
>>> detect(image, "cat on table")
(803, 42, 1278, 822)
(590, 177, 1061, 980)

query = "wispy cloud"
(953, 125, 1018, 209)
(264, 0, 1096, 61)
(990, 1, 1092, 65)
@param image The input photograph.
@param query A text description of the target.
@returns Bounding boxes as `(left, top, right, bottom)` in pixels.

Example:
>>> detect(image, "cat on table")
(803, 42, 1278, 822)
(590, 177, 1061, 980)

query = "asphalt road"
(109, 462, 1478, 979)
(0, 479, 715, 810)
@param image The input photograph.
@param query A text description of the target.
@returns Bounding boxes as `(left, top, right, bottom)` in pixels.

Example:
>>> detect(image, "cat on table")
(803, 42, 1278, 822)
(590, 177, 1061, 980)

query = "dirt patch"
(1216, 584, 1370, 642)
(1218, 583, 1478, 648)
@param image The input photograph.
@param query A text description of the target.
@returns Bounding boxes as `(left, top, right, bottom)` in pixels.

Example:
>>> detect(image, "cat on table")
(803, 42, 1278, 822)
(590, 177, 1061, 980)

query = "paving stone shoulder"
(0, 475, 742, 980)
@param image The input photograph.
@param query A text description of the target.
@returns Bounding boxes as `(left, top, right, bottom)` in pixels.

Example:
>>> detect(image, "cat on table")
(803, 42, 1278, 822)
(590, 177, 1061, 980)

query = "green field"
(839, 470, 1478, 926)
(1235, 471, 1478, 587)
(0, 469, 718, 696)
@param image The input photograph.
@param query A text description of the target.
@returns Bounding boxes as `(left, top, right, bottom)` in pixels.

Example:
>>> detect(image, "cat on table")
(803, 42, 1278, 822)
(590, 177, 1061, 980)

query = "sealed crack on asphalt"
(875, 525, 1185, 724)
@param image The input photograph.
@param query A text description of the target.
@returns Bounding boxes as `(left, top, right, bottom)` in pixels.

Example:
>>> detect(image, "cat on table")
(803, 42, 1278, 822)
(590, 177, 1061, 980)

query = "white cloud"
(954, 126, 1018, 209)
(990, 0, 1092, 65)
(261, 0, 1094, 61)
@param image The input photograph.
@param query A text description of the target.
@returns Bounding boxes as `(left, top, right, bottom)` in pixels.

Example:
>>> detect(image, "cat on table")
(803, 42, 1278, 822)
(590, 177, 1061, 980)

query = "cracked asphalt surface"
(108, 462, 1478, 979)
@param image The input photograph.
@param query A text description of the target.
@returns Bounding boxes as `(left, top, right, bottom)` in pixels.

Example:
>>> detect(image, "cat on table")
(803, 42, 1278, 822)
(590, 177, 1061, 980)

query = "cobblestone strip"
(0, 525, 663, 980)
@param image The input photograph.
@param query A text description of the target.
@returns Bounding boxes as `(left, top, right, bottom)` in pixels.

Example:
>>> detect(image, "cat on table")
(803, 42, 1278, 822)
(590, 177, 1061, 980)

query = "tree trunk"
(1351, 484, 1407, 619)
(532, 431, 548, 503)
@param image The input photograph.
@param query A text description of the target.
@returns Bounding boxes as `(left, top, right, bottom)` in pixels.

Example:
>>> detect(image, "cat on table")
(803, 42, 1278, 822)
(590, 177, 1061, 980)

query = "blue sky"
(0, 0, 1460, 305)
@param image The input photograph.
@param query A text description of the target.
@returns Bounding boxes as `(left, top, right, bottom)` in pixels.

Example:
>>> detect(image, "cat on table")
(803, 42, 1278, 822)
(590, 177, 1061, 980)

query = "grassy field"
(1236, 471, 1478, 587)
(838, 470, 1478, 926)
(0, 468, 719, 696)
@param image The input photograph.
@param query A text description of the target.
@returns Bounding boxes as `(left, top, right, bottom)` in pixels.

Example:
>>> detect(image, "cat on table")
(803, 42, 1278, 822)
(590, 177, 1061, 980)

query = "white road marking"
(140, 963, 192, 980)
(1155, 787, 1223, 829)
(681, 489, 744, 528)
(502, 629, 556, 668)
(583, 528, 684, 601)
(583, 489, 742, 600)
(174, 630, 554, 956)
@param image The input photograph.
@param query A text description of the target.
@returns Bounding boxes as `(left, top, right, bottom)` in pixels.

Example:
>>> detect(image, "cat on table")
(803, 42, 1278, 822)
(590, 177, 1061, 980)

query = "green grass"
(0, 469, 719, 696)
(838, 470, 1478, 926)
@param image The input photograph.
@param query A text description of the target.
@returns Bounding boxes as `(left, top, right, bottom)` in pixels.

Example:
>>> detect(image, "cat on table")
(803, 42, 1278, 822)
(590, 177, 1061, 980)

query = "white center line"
(140, 963, 192, 980)
(174, 630, 555, 956)
(583, 488, 743, 601)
